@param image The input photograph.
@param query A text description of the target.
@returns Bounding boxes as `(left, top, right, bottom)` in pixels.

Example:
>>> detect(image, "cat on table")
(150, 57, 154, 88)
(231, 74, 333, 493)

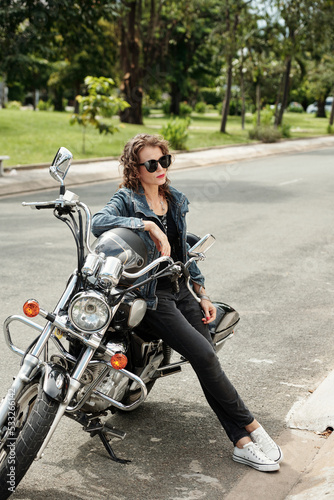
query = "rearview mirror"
(188, 234, 215, 257)
(49, 147, 73, 184)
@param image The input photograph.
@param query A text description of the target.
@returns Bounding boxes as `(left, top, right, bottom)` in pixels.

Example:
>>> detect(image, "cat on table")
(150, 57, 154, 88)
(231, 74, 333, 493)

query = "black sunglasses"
(139, 154, 172, 173)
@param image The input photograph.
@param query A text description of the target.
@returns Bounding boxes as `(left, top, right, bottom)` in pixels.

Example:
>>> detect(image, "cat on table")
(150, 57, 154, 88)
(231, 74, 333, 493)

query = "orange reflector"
(110, 353, 128, 370)
(23, 299, 40, 318)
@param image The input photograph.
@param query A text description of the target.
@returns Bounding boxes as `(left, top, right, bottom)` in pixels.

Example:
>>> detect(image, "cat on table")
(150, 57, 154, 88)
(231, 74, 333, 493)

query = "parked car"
(306, 96, 333, 114)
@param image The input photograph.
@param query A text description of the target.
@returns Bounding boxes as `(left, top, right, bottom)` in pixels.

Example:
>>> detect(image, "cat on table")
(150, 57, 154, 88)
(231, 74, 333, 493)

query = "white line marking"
(279, 178, 303, 186)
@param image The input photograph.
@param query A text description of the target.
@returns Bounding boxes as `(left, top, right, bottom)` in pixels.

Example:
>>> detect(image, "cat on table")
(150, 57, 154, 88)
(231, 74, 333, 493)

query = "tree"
(210, 0, 253, 133)
(0, 0, 116, 109)
(70, 76, 129, 153)
(269, 0, 333, 126)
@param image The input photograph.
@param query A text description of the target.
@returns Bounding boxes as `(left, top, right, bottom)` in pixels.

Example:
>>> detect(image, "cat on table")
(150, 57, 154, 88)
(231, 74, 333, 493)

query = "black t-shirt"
(156, 208, 182, 289)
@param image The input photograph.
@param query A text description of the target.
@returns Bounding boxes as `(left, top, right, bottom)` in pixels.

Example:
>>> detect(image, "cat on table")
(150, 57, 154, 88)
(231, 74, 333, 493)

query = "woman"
(91, 133, 283, 472)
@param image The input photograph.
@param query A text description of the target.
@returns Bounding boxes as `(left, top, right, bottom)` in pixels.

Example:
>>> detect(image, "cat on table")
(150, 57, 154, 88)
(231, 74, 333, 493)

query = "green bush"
(199, 87, 222, 107)
(37, 99, 54, 111)
(288, 102, 304, 113)
(229, 98, 241, 116)
(194, 101, 206, 114)
(6, 101, 21, 110)
(248, 126, 282, 143)
(252, 105, 274, 127)
(161, 117, 190, 150)
(143, 105, 151, 118)
(162, 100, 171, 115)
(179, 102, 192, 118)
(327, 124, 334, 134)
(280, 123, 291, 138)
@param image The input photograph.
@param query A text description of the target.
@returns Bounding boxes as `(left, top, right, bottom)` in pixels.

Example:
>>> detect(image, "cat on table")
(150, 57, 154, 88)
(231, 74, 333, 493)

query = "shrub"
(288, 101, 304, 113)
(248, 126, 282, 143)
(162, 100, 171, 115)
(199, 87, 222, 107)
(37, 99, 54, 111)
(161, 117, 190, 150)
(252, 105, 274, 127)
(6, 101, 21, 110)
(143, 105, 151, 117)
(194, 101, 206, 114)
(327, 124, 334, 134)
(280, 123, 291, 138)
(179, 102, 192, 118)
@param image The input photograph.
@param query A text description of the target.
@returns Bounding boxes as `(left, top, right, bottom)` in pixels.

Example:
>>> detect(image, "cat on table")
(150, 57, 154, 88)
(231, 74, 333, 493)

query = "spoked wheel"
(0, 381, 59, 499)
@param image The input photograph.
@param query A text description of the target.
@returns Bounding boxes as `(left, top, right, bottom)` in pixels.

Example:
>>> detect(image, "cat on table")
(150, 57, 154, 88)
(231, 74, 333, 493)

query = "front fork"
(0, 273, 78, 429)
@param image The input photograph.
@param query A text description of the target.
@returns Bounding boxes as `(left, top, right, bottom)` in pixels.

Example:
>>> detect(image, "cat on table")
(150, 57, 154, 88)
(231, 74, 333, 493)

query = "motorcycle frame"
(0, 185, 220, 462)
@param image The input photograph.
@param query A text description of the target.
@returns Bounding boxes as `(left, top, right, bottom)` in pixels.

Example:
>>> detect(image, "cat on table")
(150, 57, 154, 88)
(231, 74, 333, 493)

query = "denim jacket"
(91, 185, 205, 309)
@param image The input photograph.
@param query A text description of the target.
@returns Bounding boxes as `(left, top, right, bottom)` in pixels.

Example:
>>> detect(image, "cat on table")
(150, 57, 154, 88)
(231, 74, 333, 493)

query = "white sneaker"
(233, 442, 280, 472)
(250, 426, 283, 463)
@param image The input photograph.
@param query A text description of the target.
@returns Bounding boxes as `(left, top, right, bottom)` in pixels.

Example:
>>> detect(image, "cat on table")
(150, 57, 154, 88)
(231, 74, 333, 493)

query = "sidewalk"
(1, 135, 334, 198)
(1, 135, 334, 499)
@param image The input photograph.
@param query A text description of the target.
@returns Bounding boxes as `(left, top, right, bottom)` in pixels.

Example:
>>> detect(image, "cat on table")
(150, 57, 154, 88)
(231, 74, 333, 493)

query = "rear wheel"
(0, 381, 59, 499)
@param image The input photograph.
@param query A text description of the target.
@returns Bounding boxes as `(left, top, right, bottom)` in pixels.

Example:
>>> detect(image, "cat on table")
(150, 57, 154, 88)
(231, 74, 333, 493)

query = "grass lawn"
(0, 108, 331, 167)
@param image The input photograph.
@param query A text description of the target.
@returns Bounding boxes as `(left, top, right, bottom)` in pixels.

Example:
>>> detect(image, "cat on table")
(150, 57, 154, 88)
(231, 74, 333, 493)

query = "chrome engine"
(78, 341, 130, 412)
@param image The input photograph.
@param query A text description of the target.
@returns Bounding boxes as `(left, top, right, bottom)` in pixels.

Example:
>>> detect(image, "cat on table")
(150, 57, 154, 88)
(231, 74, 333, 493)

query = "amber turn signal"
(23, 299, 40, 318)
(110, 353, 128, 370)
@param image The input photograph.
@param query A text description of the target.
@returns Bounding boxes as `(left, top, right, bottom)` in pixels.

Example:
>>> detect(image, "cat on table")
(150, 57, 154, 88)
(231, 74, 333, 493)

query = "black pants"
(143, 281, 254, 445)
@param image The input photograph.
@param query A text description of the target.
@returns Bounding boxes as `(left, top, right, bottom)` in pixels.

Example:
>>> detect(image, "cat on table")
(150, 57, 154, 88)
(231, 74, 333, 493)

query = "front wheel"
(0, 381, 59, 499)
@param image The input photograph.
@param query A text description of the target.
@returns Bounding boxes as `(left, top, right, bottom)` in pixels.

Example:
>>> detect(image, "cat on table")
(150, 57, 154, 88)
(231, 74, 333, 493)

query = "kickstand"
(97, 431, 131, 464)
(83, 419, 131, 464)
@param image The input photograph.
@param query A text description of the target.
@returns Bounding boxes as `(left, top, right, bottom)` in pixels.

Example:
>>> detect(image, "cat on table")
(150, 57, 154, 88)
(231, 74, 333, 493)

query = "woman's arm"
(192, 282, 216, 325)
(92, 193, 145, 236)
(143, 220, 171, 256)
(92, 191, 171, 255)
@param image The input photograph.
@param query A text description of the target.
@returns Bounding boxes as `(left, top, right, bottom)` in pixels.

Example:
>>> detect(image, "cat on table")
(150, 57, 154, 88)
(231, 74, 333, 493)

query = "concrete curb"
(2, 135, 334, 198)
(224, 428, 329, 500)
(286, 431, 334, 499)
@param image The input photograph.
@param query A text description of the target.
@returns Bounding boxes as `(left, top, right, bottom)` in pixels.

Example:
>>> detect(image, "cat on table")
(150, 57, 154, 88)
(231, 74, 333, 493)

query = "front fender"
(42, 363, 69, 402)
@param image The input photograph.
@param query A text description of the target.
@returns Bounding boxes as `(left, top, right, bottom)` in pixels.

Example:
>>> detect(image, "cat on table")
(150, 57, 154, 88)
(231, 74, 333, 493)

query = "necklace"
(159, 212, 168, 234)
(146, 194, 168, 233)
(146, 194, 166, 214)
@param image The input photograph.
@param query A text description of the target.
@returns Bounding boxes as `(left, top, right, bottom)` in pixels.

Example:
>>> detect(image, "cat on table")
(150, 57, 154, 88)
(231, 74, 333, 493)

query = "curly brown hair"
(119, 134, 172, 198)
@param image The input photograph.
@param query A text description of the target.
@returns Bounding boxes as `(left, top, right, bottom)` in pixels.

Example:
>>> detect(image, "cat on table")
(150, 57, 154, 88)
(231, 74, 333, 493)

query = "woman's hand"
(144, 221, 171, 256)
(200, 299, 216, 324)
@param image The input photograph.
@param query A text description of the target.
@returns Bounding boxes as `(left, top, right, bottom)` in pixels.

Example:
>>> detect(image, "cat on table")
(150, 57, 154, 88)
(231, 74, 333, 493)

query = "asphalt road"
(0, 147, 333, 499)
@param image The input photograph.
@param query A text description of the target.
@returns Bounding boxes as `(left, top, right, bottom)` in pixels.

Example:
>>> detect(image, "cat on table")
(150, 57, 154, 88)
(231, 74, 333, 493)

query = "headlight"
(69, 291, 110, 332)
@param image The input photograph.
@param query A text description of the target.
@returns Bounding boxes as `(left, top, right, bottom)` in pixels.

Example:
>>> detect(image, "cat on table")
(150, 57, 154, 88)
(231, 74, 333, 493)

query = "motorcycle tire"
(0, 381, 59, 499)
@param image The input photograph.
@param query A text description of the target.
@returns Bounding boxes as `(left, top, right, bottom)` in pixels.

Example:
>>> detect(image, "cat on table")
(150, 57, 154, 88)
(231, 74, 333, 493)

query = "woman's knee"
(191, 343, 218, 368)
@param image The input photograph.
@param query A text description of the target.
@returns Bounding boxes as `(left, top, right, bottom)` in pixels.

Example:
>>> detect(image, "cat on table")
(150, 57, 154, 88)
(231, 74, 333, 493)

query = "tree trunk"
(74, 81, 81, 114)
(33, 89, 39, 110)
(220, 58, 232, 133)
(316, 98, 326, 118)
(54, 88, 64, 111)
(274, 75, 284, 128)
(119, 71, 143, 124)
(240, 61, 245, 130)
(256, 82, 261, 126)
(275, 56, 291, 127)
(119, 0, 143, 125)
(329, 89, 334, 126)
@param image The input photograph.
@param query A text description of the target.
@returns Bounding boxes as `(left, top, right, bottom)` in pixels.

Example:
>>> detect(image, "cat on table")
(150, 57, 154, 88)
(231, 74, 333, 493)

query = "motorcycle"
(0, 147, 239, 498)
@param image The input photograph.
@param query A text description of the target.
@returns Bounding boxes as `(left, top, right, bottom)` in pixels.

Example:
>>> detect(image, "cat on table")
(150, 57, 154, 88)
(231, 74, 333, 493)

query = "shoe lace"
(246, 442, 271, 462)
(254, 431, 276, 450)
